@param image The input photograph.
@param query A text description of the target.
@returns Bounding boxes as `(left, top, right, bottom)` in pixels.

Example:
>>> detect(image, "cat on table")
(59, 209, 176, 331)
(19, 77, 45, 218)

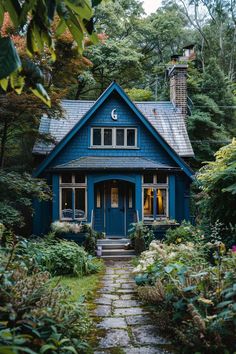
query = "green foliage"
(0, 0, 102, 104)
(0, 171, 51, 230)
(196, 139, 236, 244)
(15, 237, 100, 277)
(82, 223, 100, 256)
(0, 241, 93, 353)
(134, 240, 236, 352)
(165, 221, 204, 245)
(125, 88, 154, 101)
(128, 222, 154, 254)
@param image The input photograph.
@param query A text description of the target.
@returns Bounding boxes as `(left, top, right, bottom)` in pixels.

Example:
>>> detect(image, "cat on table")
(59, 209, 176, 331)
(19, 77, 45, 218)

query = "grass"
(51, 259, 105, 302)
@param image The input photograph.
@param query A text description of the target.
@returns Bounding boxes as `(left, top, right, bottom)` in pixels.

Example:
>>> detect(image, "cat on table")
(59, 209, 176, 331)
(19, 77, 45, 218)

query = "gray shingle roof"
(52, 156, 179, 171)
(33, 99, 194, 157)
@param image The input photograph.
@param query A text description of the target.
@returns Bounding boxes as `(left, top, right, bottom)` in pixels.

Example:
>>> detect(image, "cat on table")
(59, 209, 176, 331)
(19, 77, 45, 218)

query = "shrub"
(16, 237, 100, 276)
(128, 222, 154, 254)
(134, 240, 236, 353)
(51, 221, 82, 234)
(165, 221, 204, 245)
(0, 246, 92, 353)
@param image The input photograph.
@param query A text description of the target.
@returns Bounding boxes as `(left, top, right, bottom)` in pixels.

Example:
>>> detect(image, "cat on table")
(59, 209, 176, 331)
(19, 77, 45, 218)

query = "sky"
(142, 0, 162, 14)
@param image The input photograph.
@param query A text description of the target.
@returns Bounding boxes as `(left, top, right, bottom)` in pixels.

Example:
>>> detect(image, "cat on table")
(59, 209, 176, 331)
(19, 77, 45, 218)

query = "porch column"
(52, 174, 60, 221)
(135, 175, 142, 221)
(169, 174, 176, 220)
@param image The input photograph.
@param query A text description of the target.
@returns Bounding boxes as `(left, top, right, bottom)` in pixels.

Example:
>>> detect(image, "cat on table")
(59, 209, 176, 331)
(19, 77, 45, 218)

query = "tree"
(196, 139, 236, 244)
(0, 91, 63, 169)
(0, 0, 102, 105)
(0, 171, 51, 231)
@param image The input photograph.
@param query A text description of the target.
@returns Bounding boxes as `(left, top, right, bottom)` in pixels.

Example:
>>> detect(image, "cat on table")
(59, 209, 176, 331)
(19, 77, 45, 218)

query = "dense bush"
(129, 222, 154, 254)
(134, 240, 236, 353)
(0, 241, 93, 353)
(16, 236, 101, 276)
(165, 221, 204, 245)
(196, 139, 236, 246)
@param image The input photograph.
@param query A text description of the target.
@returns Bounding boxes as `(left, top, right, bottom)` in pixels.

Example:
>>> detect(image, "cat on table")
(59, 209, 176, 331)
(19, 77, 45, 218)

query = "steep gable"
(33, 82, 194, 179)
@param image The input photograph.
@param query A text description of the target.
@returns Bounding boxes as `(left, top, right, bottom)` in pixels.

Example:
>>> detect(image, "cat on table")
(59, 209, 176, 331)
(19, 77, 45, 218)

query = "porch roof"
(51, 156, 180, 171)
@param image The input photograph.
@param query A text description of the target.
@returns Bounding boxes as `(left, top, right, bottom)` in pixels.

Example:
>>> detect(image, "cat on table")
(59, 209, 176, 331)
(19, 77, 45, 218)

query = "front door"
(105, 181, 125, 237)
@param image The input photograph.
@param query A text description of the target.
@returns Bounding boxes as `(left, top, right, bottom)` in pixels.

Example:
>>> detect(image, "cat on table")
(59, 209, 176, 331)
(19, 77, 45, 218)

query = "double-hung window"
(91, 127, 137, 148)
(143, 173, 168, 220)
(60, 173, 86, 220)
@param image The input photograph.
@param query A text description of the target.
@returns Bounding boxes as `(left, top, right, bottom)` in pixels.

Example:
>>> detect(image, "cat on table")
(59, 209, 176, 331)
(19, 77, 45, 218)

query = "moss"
(109, 348, 126, 354)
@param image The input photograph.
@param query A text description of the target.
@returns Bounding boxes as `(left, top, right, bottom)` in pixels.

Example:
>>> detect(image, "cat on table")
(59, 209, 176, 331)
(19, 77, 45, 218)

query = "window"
(75, 188, 86, 219)
(60, 174, 86, 220)
(127, 129, 135, 146)
(93, 128, 101, 145)
(116, 129, 124, 146)
(111, 187, 119, 208)
(61, 173, 72, 184)
(156, 189, 167, 216)
(128, 188, 133, 208)
(143, 188, 154, 217)
(143, 173, 168, 219)
(96, 189, 101, 208)
(143, 173, 153, 184)
(61, 188, 73, 219)
(91, 127, 137, 148)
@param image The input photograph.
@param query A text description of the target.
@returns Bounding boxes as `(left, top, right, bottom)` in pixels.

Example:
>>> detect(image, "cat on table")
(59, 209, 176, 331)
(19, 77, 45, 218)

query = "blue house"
(33, 64, 194, 237)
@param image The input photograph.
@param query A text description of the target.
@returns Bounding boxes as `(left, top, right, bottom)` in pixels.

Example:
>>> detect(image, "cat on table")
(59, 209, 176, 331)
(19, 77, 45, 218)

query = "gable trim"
(33, 82, 194, 179)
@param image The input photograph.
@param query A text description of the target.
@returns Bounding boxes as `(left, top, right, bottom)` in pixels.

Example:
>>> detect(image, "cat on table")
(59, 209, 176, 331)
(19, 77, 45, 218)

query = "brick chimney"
(168, 64, 188, 120)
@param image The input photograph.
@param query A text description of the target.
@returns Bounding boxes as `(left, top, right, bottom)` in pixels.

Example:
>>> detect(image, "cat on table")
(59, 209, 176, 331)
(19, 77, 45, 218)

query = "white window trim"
(59, 174, 87, 221)
(91, 127, 138, 148)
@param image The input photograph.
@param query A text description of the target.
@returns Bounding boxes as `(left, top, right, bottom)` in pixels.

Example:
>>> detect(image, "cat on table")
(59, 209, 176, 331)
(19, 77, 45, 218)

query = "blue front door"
(106, 181, 125, 237)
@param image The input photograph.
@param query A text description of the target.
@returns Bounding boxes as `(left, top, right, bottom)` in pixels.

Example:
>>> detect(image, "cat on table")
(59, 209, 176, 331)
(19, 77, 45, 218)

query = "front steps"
(97, 238, 135, 260)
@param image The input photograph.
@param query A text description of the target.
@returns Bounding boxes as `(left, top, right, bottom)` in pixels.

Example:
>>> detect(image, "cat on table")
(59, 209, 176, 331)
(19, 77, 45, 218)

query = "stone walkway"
(91, 260, 172, 354)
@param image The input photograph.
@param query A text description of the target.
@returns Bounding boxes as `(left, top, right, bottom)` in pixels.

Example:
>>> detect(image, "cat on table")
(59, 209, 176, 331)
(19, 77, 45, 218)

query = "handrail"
(90, 209, 94, 229)
(136, 209, 139, 223)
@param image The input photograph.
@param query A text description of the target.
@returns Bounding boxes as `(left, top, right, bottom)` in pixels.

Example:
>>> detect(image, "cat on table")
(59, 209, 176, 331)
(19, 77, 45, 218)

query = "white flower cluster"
(133, 240, 196, 274)
(51, 221, 82, 234)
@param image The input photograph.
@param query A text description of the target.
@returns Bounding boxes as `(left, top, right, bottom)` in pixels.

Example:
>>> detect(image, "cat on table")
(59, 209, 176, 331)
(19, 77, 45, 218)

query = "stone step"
(101, 249, 135, 256)
(101, 255, 136, 261)
(97, 238, 130, 244)
(98, 243, 132, 250)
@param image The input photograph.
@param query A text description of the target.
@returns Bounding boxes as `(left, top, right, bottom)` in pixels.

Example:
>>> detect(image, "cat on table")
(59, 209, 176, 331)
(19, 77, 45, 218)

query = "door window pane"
(143, 173, 153, 184)
(143, 188, 154, 217)
(96, 189, 101, 208)
(75, 174, 85, 184)
(104, 129, 112, 145)
(127, 129, 135, 146)
(128, 188, 133, 208)
(93, 128, 101, 145)
(111, 187, 119, 208)
(61, 174, 72, 183)
(61, 188, 73, 218)
(75, 188, 86, 218)
(156, 189, 167, 216)
(116, 129, 124, 146)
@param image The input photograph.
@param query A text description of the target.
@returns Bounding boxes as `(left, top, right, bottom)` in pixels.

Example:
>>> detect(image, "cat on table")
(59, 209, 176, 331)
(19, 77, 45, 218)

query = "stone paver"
(92, 260, 172, 353)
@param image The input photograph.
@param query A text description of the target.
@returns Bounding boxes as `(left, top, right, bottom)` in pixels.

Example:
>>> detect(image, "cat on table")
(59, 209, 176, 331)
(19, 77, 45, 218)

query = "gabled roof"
(33, 100, 194, 157)
(33, 82, 194, 179)
(52, 156, 180, 171)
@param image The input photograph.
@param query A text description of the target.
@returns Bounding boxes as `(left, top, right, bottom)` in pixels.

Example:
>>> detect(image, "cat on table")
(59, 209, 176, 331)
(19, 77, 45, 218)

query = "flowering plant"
(51, 221, 82, 234)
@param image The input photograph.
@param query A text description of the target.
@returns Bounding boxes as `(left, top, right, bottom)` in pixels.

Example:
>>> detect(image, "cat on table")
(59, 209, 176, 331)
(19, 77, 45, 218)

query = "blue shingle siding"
(49, 94, 177, 169)
(33, 95, 194, 158)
